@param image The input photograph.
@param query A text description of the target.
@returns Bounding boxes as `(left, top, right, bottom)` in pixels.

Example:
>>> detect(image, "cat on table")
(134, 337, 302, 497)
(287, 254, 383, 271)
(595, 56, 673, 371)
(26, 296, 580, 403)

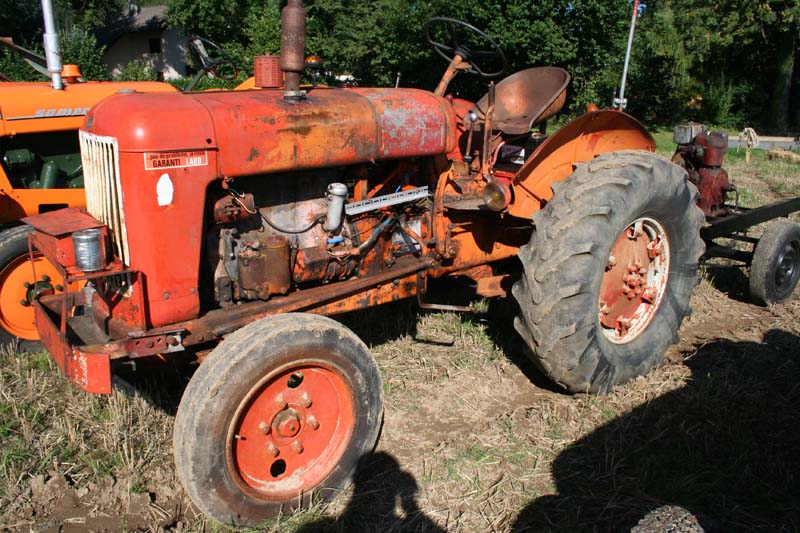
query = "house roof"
(127, 5, 167, 31)
(95, 4, 167, 46)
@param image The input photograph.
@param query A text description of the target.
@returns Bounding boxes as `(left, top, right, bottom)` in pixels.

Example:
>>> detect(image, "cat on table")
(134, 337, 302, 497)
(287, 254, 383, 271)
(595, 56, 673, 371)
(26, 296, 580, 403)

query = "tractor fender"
(507, 109, 655, 220)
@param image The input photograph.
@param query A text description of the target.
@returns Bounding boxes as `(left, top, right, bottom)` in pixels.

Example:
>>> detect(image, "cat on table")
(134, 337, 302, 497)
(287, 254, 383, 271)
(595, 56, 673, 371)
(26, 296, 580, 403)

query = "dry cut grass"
(1, 283, 799, 532)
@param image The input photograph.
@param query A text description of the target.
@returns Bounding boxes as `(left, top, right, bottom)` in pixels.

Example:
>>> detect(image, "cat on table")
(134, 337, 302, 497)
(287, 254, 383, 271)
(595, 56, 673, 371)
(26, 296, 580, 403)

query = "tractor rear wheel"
(0, 225, 66, 341)
(512, 151, 705, 393)
(173, 313, 383, 525)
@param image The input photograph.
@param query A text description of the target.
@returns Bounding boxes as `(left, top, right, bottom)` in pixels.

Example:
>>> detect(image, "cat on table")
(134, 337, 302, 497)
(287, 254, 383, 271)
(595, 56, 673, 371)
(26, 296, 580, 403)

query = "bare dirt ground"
(1, 149, 798, 532)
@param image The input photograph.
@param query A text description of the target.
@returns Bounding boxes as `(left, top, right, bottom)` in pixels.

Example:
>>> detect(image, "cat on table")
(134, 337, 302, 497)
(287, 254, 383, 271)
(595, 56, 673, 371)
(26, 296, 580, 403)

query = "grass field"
(1, 135, 799, 532)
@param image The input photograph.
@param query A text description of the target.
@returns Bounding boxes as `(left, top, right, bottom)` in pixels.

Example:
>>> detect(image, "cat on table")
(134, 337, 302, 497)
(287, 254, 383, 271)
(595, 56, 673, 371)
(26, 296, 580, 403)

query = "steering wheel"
(184, 36, 239, 91)
(424, 18, 508, 78)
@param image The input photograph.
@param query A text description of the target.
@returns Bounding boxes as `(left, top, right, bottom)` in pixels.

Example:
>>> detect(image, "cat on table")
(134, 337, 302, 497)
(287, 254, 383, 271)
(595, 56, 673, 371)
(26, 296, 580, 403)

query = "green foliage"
(167, 72, 249, 92)
(702, 78, 745, 128)
(113, 58, 157, 81)
(0, 46, 46, 81)
(165, 0, 252, 44)
(0, 1, 43, 42)
(58, 28, 108, 80)
(54, 0, 127, 30)
(631, 0, 799, 130)
(242, 0, 282, 56)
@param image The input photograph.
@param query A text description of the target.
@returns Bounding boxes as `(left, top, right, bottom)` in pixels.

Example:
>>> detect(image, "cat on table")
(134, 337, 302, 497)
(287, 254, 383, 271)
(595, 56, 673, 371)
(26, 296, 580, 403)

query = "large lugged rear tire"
(174, 313, 383, 526)
(512, 151, 705, 393)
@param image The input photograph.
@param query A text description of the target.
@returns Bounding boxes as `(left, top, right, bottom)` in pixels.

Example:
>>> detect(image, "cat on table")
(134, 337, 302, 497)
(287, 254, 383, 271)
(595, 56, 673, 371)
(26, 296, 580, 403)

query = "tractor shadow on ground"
(510, 329, 800, 532)
(296, 451, 445, 533)
(701, 262, 753, 303)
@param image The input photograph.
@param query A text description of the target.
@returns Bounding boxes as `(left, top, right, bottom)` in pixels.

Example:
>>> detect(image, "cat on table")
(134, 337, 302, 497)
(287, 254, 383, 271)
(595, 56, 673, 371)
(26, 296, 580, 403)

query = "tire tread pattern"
(513, 151, 705, 393)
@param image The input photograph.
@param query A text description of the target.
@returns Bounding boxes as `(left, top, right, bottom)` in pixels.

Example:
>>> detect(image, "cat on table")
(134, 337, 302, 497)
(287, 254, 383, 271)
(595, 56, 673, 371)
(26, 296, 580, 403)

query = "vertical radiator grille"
(79, 131, 130, 266)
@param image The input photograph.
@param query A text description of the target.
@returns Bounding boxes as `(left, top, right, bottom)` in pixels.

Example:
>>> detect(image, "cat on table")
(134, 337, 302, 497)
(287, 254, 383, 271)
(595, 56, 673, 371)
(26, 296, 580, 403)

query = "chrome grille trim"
(79, 131, 130, 266)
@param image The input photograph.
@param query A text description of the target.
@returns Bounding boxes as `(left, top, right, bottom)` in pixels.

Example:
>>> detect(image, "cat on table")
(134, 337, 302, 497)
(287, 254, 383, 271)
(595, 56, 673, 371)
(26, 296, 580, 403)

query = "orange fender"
(508, 110, 655, 219)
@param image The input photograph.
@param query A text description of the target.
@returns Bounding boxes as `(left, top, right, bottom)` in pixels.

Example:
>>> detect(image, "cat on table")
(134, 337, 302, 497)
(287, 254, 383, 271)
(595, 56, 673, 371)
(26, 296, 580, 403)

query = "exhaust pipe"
(280, 0, 306, 100)
(41, 0, 63, 90)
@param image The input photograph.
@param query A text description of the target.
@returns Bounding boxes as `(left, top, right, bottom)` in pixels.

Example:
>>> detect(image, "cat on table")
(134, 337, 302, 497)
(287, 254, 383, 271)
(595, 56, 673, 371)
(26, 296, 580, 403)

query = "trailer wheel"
(512, 151, 705, 393)
(749, 219, 800, 305)
(174, 313, 383, 525)
(0, 225, 65, 341)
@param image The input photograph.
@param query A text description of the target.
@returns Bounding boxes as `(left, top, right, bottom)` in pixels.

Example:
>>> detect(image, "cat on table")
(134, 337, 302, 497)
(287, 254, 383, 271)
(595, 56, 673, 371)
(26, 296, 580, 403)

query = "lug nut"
(291, 440, 304, 454)
(642, 287, 658, 302)
(20, 299, 29, 307)
(23, 281, 32, 289)
(275, 394, 288, 410)
(307, 414, 320, 430)
(41, 275, 50, 282)
(267, 442, 280, 457)
(299, 392, 312, 408)
(258, 421, 271, 435)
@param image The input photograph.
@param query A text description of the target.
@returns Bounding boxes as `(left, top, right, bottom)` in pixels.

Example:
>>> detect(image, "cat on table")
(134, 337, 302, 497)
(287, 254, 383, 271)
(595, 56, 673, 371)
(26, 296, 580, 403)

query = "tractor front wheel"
(173, 313, 383, 525)
(0, 225, 66, 341)
(512, 151, 705, 393)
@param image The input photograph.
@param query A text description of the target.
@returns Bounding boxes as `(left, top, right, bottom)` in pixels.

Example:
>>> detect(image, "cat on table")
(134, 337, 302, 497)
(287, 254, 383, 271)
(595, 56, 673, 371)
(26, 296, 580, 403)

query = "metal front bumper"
(34, 297, 112, 394)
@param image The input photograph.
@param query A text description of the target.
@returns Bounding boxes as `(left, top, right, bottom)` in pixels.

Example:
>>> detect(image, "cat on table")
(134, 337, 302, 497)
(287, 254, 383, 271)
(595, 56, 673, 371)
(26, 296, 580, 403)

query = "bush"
(700, 78, 747, 129)
(59, 28, 108, 80)
(0, 45, 46, 81)
(113, 59, 158, 81)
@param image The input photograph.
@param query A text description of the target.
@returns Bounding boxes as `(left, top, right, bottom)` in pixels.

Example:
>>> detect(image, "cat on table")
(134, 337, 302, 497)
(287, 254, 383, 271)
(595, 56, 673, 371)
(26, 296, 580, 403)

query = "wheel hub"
(775, 241, 799, 291)
(227, 364, 354, 499)
(272, 408, 302, 438)
(599, 217, 670, 343)
(0, 254, 65, 340)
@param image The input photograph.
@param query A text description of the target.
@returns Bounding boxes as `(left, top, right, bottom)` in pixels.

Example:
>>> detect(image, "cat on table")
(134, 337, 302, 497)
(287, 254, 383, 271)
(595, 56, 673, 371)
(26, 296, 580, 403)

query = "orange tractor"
(25, 1, 707, 525)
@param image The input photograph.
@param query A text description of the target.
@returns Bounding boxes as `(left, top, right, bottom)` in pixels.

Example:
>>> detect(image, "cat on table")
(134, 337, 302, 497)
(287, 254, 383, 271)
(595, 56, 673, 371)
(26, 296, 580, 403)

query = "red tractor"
(24, 2, 708, 524)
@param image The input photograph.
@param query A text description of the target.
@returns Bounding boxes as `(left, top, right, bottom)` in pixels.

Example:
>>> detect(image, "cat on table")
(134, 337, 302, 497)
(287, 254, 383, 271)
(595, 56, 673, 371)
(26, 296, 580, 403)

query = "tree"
(59, 28, 108, 80)
(165, 0, 252, 45)
(631, 0, 800, 130)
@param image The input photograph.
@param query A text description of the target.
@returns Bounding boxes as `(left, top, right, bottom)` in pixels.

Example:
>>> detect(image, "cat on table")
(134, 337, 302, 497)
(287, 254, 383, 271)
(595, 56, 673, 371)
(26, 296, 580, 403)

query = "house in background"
(98, 4, 186, 80)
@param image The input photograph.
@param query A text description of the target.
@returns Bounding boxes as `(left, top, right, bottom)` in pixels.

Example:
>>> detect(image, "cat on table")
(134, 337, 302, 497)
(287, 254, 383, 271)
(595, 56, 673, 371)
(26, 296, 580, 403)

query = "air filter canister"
(72, 228, 107, 272)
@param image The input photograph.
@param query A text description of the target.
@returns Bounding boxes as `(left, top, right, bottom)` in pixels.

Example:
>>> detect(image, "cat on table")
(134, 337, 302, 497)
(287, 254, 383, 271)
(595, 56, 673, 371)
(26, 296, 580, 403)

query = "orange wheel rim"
(227, 361, 355, 500)
(598, 217, 671, 344)
(0, 253, 65, 340)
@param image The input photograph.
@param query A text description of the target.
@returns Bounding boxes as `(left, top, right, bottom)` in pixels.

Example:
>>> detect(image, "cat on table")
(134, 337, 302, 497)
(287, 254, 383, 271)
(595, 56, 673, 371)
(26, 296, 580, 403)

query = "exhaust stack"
(280, 0, 306, 100)
(41, 0, 63, 90)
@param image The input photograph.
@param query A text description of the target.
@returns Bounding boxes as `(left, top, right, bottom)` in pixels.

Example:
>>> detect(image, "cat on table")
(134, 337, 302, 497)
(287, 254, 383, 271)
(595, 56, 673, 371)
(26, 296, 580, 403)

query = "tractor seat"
(471, 67, 570, 135)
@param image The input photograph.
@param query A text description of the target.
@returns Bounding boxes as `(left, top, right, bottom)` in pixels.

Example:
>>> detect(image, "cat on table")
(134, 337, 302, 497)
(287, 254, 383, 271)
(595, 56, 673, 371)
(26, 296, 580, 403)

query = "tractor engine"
(207, 166, 430, 309)
(672, 124, 735, 216)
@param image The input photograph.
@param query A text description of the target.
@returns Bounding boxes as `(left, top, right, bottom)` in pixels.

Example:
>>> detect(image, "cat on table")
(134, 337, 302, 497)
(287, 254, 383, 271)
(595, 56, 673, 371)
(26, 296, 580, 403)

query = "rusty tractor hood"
(82, 87, 458, 177)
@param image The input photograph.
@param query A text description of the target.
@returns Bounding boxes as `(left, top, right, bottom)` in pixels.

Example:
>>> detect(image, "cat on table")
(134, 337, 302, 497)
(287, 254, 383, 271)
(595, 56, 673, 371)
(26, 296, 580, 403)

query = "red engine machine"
(672, 123, 800, 308)
(672, 124, 735, 217)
